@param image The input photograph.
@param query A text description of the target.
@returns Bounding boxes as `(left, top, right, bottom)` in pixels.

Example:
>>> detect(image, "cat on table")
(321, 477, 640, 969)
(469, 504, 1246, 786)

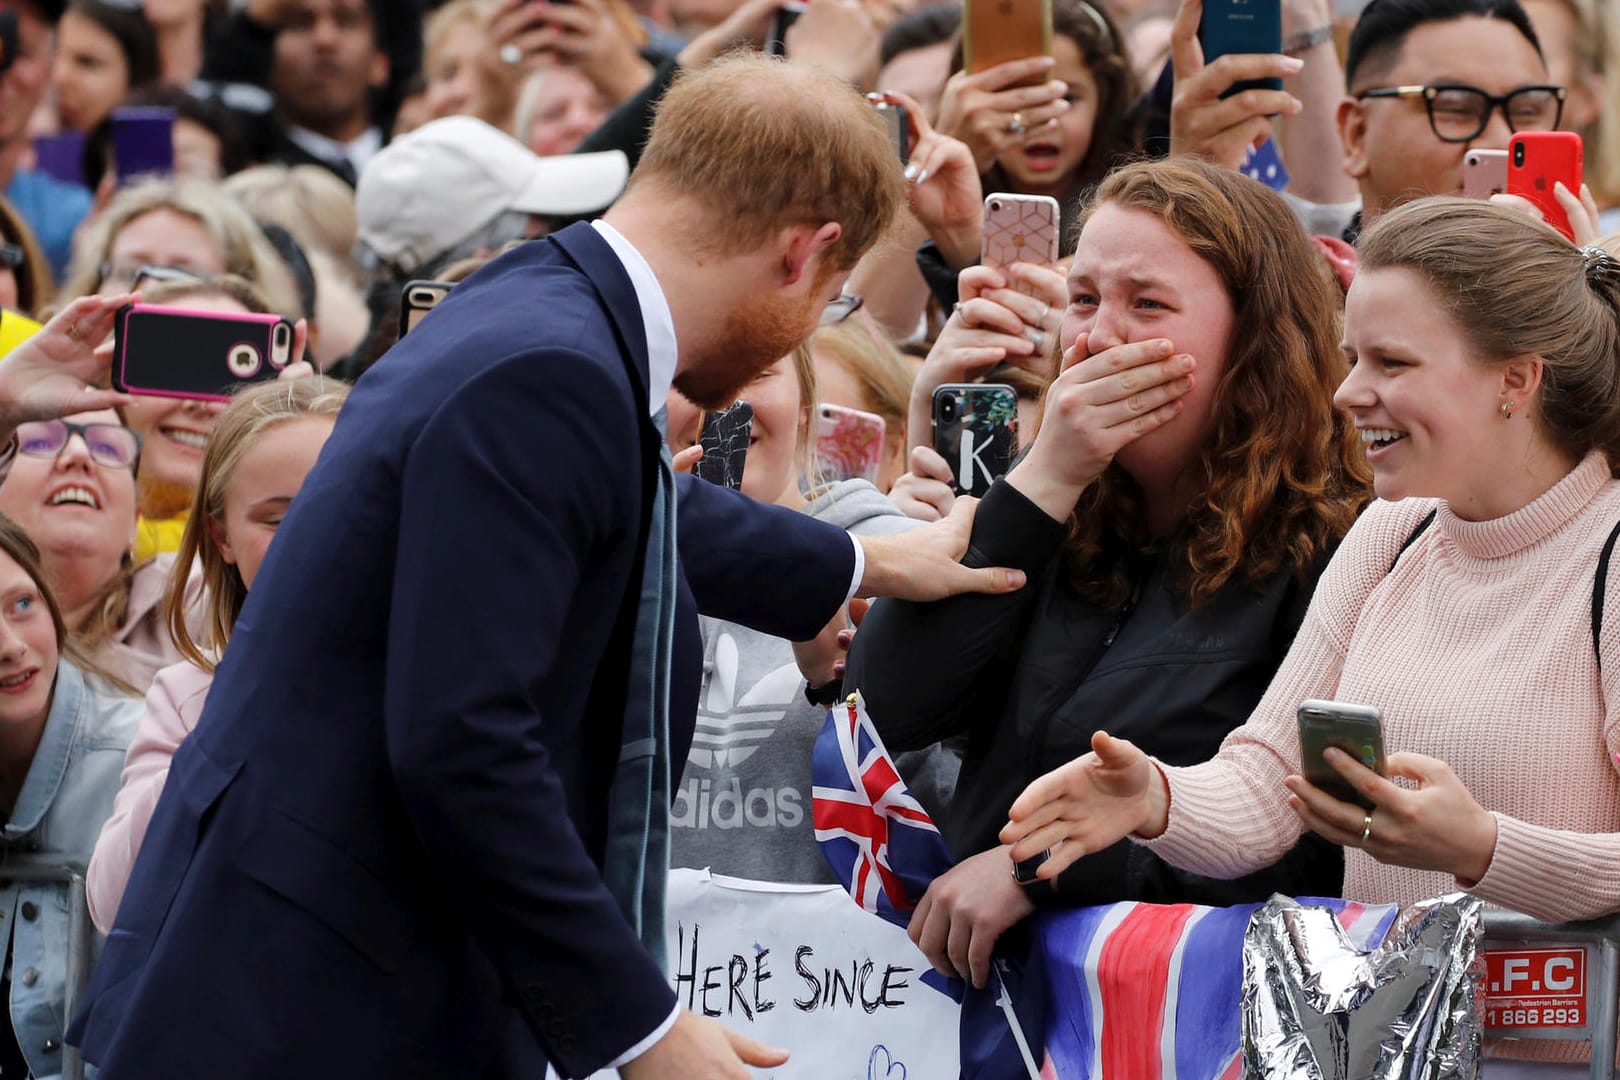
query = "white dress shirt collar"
(591, 219, 678, 419)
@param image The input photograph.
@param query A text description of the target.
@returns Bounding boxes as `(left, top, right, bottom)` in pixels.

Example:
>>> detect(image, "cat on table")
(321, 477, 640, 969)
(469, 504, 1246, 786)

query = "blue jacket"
(6, 661, 138, 1080)
(69, 223, 856, 1079)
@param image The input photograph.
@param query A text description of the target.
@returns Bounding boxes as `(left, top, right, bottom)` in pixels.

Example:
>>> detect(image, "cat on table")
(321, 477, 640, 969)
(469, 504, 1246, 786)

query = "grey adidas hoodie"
(670, 480, 961, 883)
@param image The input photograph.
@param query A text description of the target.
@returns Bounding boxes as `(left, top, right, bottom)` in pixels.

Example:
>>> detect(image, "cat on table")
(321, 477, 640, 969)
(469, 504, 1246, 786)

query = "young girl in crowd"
(667, 349, 944, 883)
(0, 515, 140, 1080)
(847, 158, 1365, 989)
(1002, 198, 1620, 1076)
(87, 375, 349, 933)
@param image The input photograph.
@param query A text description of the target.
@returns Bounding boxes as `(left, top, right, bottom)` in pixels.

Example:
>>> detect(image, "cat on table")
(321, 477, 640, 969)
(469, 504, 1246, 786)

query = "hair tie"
(1581, 245, 1618, 288)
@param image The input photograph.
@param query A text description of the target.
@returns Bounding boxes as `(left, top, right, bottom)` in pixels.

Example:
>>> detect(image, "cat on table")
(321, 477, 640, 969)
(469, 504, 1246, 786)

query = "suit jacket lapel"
(550, 222, 653, 417)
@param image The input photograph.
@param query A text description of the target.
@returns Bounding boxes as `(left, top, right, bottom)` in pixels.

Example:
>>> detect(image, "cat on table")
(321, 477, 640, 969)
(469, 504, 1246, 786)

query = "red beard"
(673, 282, 825, 411)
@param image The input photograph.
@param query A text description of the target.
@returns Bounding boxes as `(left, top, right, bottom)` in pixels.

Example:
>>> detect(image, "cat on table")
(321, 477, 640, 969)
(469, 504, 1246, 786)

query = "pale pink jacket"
(86, 660, 213, 933)
(91, 554, 207, 695)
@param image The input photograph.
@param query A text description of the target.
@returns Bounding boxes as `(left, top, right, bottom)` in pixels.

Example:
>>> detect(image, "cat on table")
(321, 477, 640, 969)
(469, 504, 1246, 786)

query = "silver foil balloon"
(1241, 893, 1484, 1079)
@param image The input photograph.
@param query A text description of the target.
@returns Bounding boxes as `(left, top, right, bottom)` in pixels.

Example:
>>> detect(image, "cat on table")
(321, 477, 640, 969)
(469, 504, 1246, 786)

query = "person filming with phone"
(1001, 197, 1620, 1076)
(847, 158, 1366, 993)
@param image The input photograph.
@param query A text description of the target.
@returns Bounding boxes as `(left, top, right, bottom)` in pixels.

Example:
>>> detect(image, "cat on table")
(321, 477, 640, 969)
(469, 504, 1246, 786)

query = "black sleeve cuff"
(916, 240, 970, 312)
(963, 478, 1070, 574)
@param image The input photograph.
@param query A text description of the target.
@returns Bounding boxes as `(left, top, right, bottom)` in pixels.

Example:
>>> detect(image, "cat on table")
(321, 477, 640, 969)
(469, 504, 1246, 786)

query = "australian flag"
(810, 693, 952, 928)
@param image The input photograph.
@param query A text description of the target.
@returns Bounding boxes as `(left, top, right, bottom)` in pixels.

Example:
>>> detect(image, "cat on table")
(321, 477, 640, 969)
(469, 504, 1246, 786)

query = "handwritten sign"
(569, 869, 960, 1079)
(1483, 946, 1590, 1038)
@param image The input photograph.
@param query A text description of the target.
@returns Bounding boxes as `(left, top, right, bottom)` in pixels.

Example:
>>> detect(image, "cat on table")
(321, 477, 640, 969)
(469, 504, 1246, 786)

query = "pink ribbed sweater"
(1145, 452, 1620, 1063)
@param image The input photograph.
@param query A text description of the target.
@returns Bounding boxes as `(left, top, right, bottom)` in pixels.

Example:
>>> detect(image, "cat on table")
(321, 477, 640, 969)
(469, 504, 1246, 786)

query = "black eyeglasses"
(1355, 83, 1566, 143)
(15, 420, 142, 469)
(821, 293, 863, 326)
(97, 262, 210, 293)
(0, 244, 25, 271)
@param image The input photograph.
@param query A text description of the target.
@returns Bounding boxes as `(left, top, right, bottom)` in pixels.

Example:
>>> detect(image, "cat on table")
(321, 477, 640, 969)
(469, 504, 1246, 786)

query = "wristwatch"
(1284, 24, 1334, 56)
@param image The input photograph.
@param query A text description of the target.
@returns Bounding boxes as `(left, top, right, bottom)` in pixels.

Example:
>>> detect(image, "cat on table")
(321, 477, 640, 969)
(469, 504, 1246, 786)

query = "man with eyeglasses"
(1292, 0, 1560, 243)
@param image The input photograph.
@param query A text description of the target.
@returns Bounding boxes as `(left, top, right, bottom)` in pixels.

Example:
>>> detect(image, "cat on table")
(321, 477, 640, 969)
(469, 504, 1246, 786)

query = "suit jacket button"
(19, 902, 36, 921)
(19, 968, 36, 987)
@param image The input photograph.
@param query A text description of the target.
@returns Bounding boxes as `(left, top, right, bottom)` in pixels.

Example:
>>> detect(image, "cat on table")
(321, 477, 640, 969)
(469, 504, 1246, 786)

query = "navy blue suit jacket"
(68, 224, 856, 1078)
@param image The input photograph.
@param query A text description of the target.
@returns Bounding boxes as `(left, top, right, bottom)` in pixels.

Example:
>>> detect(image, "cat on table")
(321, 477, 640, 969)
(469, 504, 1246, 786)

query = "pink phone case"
(114, 303, 293, 402)
(815, 404, 886, 483)
(982, 193, 1060, 297)
(1463, 149, 1508, 199)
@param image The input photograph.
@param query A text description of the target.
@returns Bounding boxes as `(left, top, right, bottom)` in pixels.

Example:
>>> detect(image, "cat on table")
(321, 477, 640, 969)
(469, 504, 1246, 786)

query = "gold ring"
(1007, 112, 1026, 135)
(65, 323, 81, 342)
(1360, 812, 1373, 844)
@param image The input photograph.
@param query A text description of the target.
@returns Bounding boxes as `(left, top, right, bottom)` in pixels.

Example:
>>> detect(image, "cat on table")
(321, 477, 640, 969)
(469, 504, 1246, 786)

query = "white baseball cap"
(357, 116, 630, 273)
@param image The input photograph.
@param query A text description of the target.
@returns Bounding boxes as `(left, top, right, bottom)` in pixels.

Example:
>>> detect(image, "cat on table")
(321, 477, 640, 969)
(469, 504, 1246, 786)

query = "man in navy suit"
(70, 54, 1024, 1079)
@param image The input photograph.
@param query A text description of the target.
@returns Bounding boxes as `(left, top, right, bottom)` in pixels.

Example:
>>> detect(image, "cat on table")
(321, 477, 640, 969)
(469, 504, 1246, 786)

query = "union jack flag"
(811, 693, 952, 928)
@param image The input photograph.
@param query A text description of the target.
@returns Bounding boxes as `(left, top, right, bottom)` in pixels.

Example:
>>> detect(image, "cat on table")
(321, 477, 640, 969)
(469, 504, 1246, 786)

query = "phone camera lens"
(1514, 143, 1525, 167)
(940, 395, 958, 420)
(989, 200, 1002, 213)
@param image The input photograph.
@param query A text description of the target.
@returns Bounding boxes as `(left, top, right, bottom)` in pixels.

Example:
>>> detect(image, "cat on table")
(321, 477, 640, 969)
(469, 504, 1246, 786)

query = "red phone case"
(1507, 132, 1584, 241)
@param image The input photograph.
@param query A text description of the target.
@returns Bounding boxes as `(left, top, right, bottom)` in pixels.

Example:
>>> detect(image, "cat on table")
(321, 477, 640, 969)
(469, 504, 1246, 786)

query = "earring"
(1500, 400, 1516, 420)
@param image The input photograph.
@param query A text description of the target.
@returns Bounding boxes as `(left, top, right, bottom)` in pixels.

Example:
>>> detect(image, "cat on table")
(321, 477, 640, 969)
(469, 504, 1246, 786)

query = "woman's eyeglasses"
(97, 261, 211, 293)
(0, 244, 26, 271)
(16, 420, 142, 470)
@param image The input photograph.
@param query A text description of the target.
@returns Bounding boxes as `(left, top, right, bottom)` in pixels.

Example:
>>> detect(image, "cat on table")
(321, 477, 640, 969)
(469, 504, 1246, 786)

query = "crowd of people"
(0, 0, 1605, 1073)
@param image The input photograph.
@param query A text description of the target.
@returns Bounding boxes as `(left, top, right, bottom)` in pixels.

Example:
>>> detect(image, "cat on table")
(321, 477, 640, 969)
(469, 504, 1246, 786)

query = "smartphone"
(1463, 148, 1509, 200)
(982, 193, 1060, 298)
(962, 0, 1053, 85)
(1199, 0, 1284, 97)
(1507, 132, 1584, 242)
(765, 2, 805, 56)
(1296, 700, 1386, 811)
(695, 401, 754, 489)
(815, 403, 886, 484)
(874, 100, 909, 164)
(111, 106, 175, 187)
(398, 280, 454, 337)
(113, 303, 296, 401)
(933, 383, 1017, 497)
(31, 131, 87, 188)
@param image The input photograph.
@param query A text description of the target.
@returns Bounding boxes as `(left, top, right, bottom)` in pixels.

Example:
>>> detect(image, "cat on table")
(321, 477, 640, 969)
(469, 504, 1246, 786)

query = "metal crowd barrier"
(0, 853, 92, 1080)
(1483, 910, 1620, 1079)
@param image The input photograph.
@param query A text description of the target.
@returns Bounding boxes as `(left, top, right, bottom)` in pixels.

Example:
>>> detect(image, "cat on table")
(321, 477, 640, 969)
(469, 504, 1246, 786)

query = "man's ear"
(781, 222, 842, 287)
(1338, 96, 1369, 181)
(369, 49, 390, 92)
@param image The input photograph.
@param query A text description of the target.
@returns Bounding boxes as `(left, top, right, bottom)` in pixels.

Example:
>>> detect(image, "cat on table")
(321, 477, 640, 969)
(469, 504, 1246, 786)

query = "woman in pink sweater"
(1000, 198, 1620, 1072)
(86, 375, 350, 933)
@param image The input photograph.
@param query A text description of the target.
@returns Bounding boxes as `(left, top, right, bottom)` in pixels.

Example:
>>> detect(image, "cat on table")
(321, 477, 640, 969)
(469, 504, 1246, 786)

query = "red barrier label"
(1483, 947, 1587, 1032)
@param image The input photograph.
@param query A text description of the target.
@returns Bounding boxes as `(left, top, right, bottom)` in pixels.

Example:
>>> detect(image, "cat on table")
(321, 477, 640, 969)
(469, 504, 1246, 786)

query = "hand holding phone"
(982, 193, 1060, 299)
(113, 303, 296, 401)
(1296, 700, 1386, 811)
(695, 401, 754, 489)
(1507, 132, 1584, 242)
(1197, 0, 1285, 96)
(872, 99, 909, 164)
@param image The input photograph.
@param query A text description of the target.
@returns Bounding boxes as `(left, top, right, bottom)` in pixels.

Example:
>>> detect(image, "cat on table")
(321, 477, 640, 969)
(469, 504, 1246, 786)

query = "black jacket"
(846, 479, 1343, 906)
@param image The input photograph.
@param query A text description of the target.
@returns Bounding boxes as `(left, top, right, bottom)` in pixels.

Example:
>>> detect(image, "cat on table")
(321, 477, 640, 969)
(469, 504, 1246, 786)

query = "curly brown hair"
(1057, 159, 1370, 608)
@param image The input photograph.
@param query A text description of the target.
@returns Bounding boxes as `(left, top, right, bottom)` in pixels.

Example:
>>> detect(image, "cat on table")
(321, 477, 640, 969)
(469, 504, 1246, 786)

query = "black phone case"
(113, 305, 294, 401)
(933, 385, 1017, 498)
(399, 280, 454, 337)
(696, 401, 754, 489)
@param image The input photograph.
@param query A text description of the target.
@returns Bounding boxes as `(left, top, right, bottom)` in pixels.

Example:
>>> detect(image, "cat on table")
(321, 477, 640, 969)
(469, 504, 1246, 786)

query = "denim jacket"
(2, 661, 138, 1078)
